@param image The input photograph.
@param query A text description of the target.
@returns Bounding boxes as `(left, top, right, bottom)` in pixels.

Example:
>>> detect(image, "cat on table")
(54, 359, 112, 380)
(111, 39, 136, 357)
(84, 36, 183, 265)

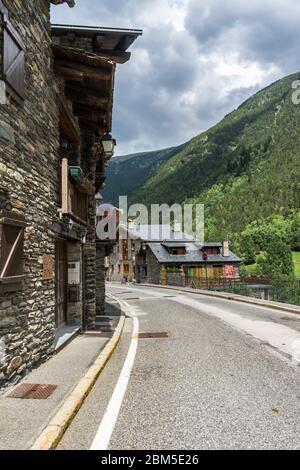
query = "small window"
(170, 248, 186, 255)
(0, 210, 26, 293)
(1, 11, 25, 106)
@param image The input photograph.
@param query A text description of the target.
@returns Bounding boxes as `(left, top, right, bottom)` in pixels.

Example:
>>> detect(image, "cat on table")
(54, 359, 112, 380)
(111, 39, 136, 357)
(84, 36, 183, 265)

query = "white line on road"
(90, 309, 139, 451)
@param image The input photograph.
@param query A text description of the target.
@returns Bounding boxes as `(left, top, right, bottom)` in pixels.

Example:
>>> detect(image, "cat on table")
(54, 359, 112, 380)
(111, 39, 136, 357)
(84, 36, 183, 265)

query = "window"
(204, 247, 220, 255)
(0, 211, 26, 293)
(0, 4, 25, 105)
(170, 248, 186, 255)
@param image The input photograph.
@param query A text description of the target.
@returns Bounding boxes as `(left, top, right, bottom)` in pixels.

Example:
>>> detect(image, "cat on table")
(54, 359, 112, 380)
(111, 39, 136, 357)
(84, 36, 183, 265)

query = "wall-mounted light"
(101, 131, 116, 158)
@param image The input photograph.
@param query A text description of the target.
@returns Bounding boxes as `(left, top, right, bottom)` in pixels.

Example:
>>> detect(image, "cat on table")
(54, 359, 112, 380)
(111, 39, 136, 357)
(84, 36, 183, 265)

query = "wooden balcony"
(59, 158, 91, 225)
(69, 181, 88, 224)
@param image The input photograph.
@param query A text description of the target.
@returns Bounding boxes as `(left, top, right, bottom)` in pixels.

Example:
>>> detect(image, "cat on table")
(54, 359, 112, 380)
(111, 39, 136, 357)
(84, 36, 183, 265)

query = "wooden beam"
(67, 92, 109, 108)
(65, 83, 110, 98)
(51, 0, 75, 7)
(73, 103, 109, 117)
(55, 59, 111, 80)
(79, 117, 107, 130)
(55, 65, 84, 82)
(58, 94, 80, 143)
(93, 49, 131, 64)
(53, 45, 113, 69)
(61, 158, 69, 214)
(76, 110, 108, 121)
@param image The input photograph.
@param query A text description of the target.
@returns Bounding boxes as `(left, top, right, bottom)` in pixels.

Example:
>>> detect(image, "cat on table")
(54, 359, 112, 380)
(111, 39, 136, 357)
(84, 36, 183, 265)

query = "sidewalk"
(0, 298, 122, 450)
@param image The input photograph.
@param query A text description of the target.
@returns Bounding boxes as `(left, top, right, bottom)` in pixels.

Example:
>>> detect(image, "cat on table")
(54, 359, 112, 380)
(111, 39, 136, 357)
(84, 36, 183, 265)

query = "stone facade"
(96, 244, 106, 316)
(0, 0, 60, 387)
(136, 249, 162, 285)
(0, 1, 140, 389)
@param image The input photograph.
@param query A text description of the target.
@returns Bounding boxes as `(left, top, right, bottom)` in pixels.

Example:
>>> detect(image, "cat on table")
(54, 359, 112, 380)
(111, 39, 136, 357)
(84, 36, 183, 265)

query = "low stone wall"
(166, 272, 186, 287)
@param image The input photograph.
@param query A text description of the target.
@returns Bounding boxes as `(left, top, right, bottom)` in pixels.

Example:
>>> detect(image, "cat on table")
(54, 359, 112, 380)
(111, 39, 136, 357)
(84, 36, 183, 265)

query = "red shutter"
(2, 19, 25, 105)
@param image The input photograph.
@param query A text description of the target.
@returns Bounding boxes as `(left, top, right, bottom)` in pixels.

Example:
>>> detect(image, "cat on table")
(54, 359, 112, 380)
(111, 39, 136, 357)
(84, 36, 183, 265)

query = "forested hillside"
(102, 143, 187, 205)
(129, 72, 300, 246)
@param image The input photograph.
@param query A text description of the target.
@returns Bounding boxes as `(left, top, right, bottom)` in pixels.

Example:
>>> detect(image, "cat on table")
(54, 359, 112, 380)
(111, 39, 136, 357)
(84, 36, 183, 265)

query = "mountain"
(102, 143, 188, 205)
(128, 72, 300, 242)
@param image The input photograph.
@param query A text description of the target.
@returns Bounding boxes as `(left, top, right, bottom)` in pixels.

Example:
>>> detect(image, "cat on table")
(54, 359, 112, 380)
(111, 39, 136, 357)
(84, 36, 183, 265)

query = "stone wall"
(96, 243, 106, 316)
(136, 249, 162, 285)
(166, 271, 186, 287)
(0, 0, 59, 388)
(147, 250, 162, 284)
(67, 243, 83, 325)
(80, 130, 97, 327)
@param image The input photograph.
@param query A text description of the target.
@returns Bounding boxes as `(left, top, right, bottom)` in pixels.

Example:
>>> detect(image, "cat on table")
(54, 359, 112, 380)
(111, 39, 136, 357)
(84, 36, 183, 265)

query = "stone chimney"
(222, 240, 230, 257)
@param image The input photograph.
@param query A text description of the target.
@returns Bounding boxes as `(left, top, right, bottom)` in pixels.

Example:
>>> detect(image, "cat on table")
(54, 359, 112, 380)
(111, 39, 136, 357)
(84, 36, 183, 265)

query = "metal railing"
(166, 275, 300, 306)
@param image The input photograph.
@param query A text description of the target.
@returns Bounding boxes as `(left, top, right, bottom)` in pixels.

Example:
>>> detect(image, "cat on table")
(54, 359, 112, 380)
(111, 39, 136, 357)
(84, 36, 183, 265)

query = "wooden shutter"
(0, 211, 26, 293)
(2, 18, 25, 105)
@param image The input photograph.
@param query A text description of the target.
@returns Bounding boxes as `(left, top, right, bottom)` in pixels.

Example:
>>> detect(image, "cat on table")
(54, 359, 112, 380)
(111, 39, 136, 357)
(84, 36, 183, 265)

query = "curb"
(31, 298, 126, 451)
(138, 283, 300, 316)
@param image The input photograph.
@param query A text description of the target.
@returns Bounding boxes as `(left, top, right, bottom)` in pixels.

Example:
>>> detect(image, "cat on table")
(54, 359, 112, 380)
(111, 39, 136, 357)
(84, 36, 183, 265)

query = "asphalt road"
(58, 284, 300, 450)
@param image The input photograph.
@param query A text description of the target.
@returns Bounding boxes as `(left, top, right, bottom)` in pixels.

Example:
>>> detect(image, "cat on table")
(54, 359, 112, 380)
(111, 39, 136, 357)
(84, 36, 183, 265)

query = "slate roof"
(123, 223, 242, 264)
(127, 224, 195, 242)
(148, 242, 242, 265)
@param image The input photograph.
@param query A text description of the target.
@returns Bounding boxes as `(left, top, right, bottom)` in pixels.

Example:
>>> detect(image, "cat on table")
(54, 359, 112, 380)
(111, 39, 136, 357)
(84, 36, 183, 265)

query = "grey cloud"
(51, 0, 299, 155)
(186, 0, 300, 70)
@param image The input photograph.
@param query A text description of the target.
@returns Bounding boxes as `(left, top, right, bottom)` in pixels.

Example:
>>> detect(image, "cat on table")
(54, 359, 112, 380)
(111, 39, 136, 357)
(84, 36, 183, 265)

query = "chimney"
(222, 240, 230, 257)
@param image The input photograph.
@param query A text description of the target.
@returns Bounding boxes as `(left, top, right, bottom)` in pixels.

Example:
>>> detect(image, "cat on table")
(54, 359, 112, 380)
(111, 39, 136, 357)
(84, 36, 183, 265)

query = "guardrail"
(167, 276, 300, 306)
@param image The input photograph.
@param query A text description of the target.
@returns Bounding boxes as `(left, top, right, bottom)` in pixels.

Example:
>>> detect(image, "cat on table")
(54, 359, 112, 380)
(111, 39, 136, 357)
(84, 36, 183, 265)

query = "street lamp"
(101, 131, 116, 158)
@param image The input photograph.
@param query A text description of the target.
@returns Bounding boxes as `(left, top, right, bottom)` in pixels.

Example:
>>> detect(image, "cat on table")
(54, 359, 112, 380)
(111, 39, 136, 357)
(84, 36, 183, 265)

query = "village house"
(0, 0, 141, 388)
(106, 223, 242, 286)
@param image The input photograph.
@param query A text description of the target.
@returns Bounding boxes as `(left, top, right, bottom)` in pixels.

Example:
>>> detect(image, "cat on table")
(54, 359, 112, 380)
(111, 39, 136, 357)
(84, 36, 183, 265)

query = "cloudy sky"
(51, 0, 300, 155)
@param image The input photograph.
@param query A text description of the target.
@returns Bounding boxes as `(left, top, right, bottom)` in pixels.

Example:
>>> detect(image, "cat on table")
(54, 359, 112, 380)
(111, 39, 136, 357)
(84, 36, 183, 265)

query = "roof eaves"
(51, 0, 75, 7)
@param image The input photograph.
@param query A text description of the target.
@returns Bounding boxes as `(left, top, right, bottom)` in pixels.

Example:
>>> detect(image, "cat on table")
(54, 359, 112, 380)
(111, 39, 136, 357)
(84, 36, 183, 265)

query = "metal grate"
(7, 383, 57, 400)
(136, 332, 168, 339)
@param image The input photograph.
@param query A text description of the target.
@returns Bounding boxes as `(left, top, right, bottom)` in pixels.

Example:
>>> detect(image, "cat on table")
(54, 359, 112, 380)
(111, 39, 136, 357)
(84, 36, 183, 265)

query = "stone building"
(0, 0, 141, 388)
(106, 224, 242, 286)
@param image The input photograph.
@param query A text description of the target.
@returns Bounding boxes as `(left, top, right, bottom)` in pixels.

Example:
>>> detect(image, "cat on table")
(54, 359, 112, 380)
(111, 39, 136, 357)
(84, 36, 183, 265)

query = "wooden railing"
(59, 158, 88, 224)
(69, 181, 88, 223)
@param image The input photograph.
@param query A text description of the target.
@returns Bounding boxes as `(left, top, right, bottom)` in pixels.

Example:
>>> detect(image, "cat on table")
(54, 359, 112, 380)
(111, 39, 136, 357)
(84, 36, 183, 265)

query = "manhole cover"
(7, 383, 57, 400)
(136, 332, 169, 339)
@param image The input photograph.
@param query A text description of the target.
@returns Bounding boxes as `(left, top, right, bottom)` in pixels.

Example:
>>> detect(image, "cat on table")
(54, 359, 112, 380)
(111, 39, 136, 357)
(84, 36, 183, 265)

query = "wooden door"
(123, 263, 129, 276)
(55, 240, 68, 328)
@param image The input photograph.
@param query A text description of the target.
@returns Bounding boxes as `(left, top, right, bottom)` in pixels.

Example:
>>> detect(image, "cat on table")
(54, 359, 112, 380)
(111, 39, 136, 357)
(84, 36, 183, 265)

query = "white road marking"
(90, 312, 139, 450)
(109, 285, 300, 363)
